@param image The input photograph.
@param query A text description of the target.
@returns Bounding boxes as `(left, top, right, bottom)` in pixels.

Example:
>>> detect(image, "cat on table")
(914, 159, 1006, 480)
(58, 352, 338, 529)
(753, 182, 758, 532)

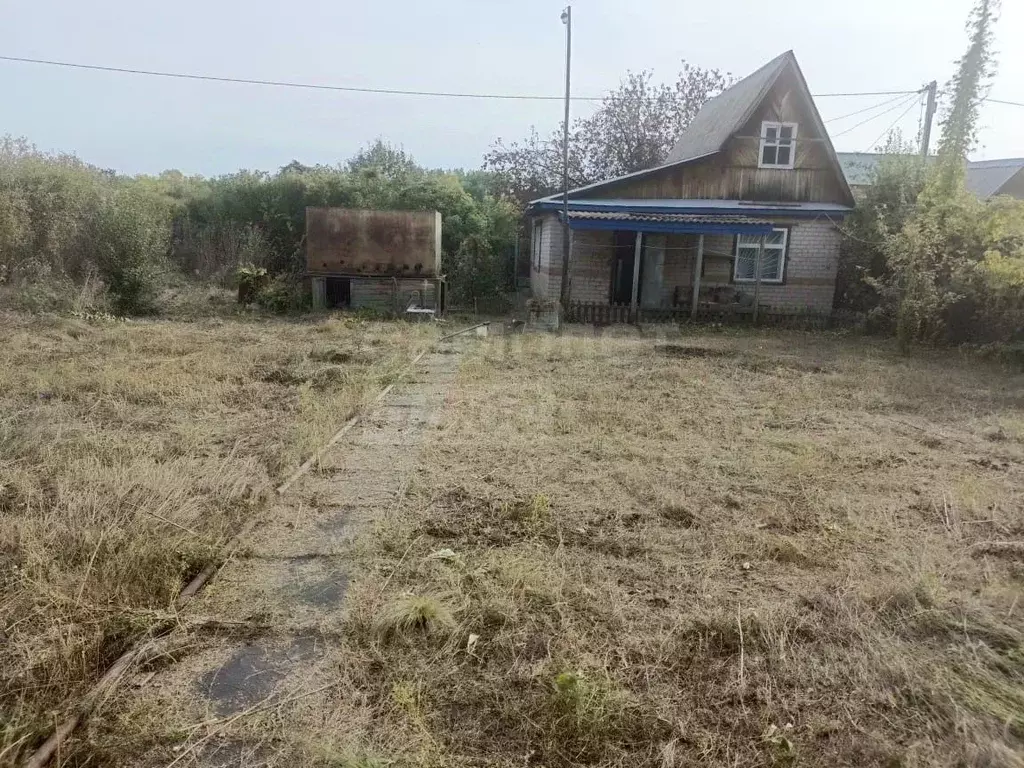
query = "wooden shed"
(305, 208, 444, 313)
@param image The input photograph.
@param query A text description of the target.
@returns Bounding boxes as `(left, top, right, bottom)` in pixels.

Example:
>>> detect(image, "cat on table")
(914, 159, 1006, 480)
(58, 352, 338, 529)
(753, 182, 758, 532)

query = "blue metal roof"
(566, 210, 773, 235)
(530, 198, 853, 219)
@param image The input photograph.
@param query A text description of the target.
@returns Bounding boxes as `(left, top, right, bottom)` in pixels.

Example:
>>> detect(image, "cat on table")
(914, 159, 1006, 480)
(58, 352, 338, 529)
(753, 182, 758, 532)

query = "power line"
(985, 97, 1024, 107)
(830, 93, 921, 140)
(0, 54, 568, 101)
(0, 53, 921, 103)
(863, 96, 922, 152)
(824, 92, 922, 123)
(813, 90, 919, 97)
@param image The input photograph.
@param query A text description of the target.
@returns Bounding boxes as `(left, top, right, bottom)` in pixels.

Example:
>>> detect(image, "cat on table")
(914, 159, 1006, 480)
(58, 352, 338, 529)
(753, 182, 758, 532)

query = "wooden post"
(752, 234, 765, 324)
(690, 233, 704, 320)
(630, 231, 642, 318)
(311, 277, 326, 309)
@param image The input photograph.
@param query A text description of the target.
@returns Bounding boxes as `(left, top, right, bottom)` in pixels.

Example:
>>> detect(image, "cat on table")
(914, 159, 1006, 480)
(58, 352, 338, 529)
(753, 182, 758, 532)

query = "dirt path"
(114, 342, 464, 767)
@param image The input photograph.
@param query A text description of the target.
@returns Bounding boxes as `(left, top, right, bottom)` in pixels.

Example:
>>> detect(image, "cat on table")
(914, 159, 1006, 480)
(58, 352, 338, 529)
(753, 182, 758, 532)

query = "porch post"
(629, 231, 643, 316)
(752, 233, 765, 324)
(690, 233, 705, 320)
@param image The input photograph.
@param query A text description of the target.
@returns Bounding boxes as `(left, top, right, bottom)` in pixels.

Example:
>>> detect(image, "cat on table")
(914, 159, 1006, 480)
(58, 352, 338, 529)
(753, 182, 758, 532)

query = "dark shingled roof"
(664, 52, 792, 165)
(528, 50, 853, 207)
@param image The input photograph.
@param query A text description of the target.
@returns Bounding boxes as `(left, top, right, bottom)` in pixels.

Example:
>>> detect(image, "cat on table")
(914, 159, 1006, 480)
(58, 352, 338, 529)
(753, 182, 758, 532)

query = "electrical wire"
(829, 93, 921, 140)
(0, 54, 921, 103)
(824, 92, 920, 123)
(985, 97, 1024, 107)
(863, 96, 922, 152)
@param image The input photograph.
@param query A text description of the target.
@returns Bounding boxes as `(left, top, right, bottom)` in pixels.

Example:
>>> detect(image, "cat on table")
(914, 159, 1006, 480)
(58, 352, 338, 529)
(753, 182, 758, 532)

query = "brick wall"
(568, 229, 613, 303)
(685, 221, 840, 311)
(533, 216, 841, 313)
(530, 214, 562, 301)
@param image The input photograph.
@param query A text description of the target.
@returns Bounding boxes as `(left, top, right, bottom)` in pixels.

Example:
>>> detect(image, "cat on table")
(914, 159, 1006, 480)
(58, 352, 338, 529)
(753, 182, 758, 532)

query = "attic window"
(759, 121, 797, 169)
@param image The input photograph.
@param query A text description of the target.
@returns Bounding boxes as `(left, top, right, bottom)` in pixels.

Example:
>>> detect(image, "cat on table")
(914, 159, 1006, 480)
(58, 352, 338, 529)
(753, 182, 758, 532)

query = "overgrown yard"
(325, 329, 1023, 767)
(0, 311, 432, 763)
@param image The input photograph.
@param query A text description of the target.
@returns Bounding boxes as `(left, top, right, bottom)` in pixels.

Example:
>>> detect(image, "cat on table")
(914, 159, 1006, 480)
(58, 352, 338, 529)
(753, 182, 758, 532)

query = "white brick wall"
(568, 229, 613, 303)
(530, 214, 562, 301)
(530, 215, 841, 313)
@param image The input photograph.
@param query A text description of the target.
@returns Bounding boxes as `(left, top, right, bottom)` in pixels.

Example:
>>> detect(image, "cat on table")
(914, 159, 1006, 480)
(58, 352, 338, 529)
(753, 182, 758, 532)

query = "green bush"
(91, 189, 171, 315)
(256, 275, 309, 314)
(235, 264, 268, 305)
(1, 135, 520, 314)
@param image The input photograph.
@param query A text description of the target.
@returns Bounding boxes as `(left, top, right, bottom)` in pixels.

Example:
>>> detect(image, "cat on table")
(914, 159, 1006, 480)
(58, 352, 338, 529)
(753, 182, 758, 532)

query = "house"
(966, 158, 1024, 199)
(836, 153, 1024, 201)
(527, 51, 854, 318)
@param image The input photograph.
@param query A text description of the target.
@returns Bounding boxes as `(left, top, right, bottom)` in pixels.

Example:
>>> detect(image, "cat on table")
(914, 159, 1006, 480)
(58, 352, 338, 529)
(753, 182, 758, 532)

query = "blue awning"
(563, 210, 773, 236)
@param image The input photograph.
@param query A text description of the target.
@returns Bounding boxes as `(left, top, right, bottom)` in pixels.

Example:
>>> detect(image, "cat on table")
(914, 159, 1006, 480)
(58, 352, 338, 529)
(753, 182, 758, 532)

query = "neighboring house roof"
(836, 153, 1024, 199)
(966, 158, 1024, 198)
(663, 52, 792, 165)
(836, 152, 884, 187)
(530, 50, 853, 207)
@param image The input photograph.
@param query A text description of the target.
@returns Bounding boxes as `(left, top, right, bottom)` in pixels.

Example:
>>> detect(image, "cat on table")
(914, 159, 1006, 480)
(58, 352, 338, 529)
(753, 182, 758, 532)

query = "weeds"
(374, 595, 457, 640)
(0, 311, 432, 765)
(316, 329, 1024, 767)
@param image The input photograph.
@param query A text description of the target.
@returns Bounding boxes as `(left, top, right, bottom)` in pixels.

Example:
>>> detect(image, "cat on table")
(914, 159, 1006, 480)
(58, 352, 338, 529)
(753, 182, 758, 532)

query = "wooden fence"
(565, 301, 860, 330)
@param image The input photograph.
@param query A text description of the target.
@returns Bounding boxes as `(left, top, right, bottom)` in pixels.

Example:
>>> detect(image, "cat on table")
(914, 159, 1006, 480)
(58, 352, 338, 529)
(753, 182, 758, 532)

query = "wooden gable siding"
(586, 68, 848, 204)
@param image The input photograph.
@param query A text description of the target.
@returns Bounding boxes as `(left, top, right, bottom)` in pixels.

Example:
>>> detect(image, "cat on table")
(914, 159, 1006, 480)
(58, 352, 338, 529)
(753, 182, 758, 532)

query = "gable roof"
(531, 50, 854, 206)
(966, 158, 1024, 198)
(663, 52, 792, 165)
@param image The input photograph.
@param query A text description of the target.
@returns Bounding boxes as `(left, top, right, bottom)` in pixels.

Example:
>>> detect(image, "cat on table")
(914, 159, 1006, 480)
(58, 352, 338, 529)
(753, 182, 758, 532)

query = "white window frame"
(532, 219, 544, 270)
(733, 228, 788, 284)
(758, 121, 798, 170)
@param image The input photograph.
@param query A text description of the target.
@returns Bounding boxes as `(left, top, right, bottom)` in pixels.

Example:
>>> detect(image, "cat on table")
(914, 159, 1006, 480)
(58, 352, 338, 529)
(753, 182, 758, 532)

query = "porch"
(565, 212, 777, 321)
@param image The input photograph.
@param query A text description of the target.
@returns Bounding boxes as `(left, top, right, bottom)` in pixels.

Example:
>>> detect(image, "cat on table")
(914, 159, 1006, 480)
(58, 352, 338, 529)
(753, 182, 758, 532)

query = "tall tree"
(484, 62, 729, 205)
(347, 139, 420, 179)
(876, 0, 1004, 348)
(934, 0, 999, 194)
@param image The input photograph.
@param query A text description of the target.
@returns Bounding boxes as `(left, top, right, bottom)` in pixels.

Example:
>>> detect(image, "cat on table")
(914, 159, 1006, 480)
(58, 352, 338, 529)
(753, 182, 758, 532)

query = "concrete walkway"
(123, 343, 463, 766)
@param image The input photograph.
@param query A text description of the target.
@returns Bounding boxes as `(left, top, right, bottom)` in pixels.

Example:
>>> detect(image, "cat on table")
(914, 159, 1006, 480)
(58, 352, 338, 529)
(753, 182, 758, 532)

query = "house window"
(733, 228, 788, 283)
(759, 121, 797, 169)
(532, 219, 544, 270)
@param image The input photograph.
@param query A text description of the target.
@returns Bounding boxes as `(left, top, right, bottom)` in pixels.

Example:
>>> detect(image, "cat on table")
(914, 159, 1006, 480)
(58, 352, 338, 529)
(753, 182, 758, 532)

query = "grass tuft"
(374, 594, 457, 640)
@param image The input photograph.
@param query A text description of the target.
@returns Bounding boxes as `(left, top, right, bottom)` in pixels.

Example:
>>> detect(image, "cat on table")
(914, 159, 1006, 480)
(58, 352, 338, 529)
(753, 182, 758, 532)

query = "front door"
(610, 231, 642, 305)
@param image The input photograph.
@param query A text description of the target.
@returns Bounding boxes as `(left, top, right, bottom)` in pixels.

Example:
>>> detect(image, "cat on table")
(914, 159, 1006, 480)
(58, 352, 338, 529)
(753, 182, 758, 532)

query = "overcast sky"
(2, 0, 1021, 177)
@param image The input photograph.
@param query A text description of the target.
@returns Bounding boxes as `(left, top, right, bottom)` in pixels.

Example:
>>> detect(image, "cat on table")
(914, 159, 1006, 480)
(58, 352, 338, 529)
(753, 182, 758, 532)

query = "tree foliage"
(0, 136, 518, 312)
(835, 133, 929, 312)
(0, 137, 175, 313)
(484, 62, 730, 204)
(847, 0, 1024, 347)
(934, 0, 999, 195)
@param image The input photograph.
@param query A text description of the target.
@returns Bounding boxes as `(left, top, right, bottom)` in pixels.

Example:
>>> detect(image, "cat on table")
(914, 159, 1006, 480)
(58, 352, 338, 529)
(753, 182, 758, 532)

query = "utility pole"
(558, 5, 572, 313)
(920, 80, 937, 158)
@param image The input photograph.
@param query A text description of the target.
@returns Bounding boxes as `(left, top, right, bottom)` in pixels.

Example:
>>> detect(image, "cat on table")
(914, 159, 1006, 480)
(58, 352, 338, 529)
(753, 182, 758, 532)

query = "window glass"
(759, 121, 797, 168)
(734, 229, 787, 282)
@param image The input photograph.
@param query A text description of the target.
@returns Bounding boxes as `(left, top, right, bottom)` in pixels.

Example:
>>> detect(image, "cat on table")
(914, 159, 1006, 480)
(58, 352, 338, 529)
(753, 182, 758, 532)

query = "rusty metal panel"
(306, 208, 441, 277)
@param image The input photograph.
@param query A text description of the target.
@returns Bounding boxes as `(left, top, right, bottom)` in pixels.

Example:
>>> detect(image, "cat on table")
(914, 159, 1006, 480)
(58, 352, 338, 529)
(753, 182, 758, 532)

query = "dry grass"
(311, 328, 1024, 767)
(0, 310, 432, 764)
